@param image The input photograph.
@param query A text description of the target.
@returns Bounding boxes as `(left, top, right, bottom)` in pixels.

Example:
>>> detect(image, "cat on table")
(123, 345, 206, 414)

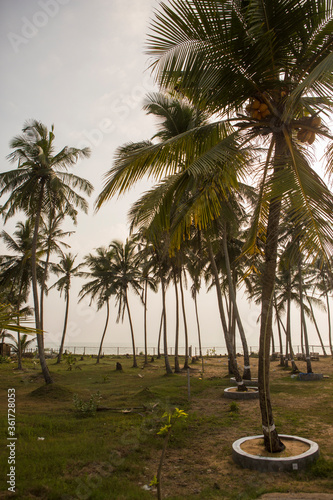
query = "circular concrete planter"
(298, 373, 323, 381)
(232, 434, 319, 472)
(224, 386, 259, 400)
(230, 377, 258, 387)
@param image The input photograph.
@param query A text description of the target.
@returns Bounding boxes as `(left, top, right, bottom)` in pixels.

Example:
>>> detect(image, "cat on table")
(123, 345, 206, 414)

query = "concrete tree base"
(230, 377, 258, 387)
(232, 434, 319, 472)
(298, 373, 323, 381)
(224, 386, 259, 400)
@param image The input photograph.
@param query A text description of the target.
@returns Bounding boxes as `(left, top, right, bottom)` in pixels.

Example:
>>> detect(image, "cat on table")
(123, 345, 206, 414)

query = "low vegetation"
(1, 355, 332, 499)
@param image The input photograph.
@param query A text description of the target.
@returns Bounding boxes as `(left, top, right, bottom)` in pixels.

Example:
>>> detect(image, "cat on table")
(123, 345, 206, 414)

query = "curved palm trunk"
(258, 138, 285, 453)
(57, 290, 70, 364)
(160, 274, 173, 374)
(221, 223, 251, 379)
(125, 291, 137, 368)
(173, 268, 181, 373)
(206, 237, 246, 390)
(31, 184, 53, 384)
(179, 271, 189, 370)
(97, 298, 110, 364)
(306, 295, 327, 356)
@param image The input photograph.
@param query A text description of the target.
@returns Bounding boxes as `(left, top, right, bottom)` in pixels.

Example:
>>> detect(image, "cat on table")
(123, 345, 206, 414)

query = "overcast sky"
(0, 0, 331, 355)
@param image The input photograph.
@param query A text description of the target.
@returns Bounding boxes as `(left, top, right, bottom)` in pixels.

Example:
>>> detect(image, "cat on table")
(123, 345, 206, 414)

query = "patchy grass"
(0, 355, 332, 499)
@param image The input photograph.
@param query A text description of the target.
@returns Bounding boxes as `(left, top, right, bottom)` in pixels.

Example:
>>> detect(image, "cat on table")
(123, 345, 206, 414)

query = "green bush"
(73, 391, 101, 417)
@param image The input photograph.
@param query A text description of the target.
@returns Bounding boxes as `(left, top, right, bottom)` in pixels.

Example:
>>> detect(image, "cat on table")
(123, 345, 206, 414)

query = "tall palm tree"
(96, 0, 333, 452)
(79, 247, 115, 364)
(109, 237, 143, 369)
(0, 120, 93, 384)
(49, 253, 85, 364)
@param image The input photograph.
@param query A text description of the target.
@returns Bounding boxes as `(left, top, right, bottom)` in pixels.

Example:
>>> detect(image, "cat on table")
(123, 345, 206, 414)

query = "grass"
(0, 355, 333, 499)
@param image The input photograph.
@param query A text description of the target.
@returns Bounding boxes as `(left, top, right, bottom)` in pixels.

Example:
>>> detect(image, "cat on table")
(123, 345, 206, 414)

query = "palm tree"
(5, 332, 36, 356)
(49, 253, 85, 364)
(109, 237, 143, 369)
(0, 120, 93, 384)
(0, 220, 43, 369)
(79, 247, 115, 364)
(109, 0, 333, 452)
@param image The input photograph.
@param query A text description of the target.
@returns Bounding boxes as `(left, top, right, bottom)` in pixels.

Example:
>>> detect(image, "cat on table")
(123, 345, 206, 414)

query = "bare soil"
(241, 437, 309, 457)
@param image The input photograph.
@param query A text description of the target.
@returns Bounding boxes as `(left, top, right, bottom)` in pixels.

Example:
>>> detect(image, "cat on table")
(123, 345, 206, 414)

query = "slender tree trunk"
(206, 236, 246, 390)
(144, 281, 148, 365)
(298, 258, 312, 373)
(31, 184, 53, 384)
(221, 222, 251, 379)
(40, 210, 54, 331)
(325, 290, 333, 357)
(179, 271, 189, 370)
(125, 291, 137, 368)
(160, 274, 173, 374)
(173, 268, 180, 373)
(17, 330, 23, 370)
(286, 277, 298, 373)
(258, 137, 286, 453)
(97, 299, 110, 364)
(57, 290, 70, 364)
(194, 293, 203, 358)
(274, 299, 284, 366)
(306, 295, 327, 356)
(157, 309, 163, 359)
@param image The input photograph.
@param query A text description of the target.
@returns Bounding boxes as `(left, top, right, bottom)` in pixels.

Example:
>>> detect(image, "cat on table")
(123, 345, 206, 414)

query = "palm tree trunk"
(258, 145, 285, 452)
(97, 299, 110, 364)
(144, 281, 148, 365)
(160, 274, 173, 374)
(298, 258, 312, 373)
(125, 291, 137, 368)
(157, 309, 163, 359)
(31, 184, 53, 384)
(306, 295, 327, 356)
(221, 222, 251, 379)
(40, 210, 54, 331)
(325, 290, 333, 357)
(179, 271, 189, 370)
(194, 292, 203, 358)
(286, 277, 298, 373)
(172, 267, 180, 373)
(206, 236, 246, 390)
(57, 290, 70, 364)
(274, 297, 284, 366)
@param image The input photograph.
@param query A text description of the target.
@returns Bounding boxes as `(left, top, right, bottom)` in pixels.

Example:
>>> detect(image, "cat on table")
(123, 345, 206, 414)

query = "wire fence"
(29, 344, 330, 357)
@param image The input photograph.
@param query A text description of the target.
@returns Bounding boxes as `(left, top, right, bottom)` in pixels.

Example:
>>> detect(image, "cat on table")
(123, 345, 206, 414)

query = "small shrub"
(229, 401, 239, 413)
(73, 391, 101, 417)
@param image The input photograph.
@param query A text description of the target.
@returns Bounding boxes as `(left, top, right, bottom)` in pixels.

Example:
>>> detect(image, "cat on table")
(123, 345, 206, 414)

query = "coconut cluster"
(297, 116, 321, 145)
(245, 98, 271, 120)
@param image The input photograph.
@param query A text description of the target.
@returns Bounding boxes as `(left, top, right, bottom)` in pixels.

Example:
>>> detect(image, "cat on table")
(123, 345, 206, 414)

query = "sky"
(0, 0, 331, 355)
